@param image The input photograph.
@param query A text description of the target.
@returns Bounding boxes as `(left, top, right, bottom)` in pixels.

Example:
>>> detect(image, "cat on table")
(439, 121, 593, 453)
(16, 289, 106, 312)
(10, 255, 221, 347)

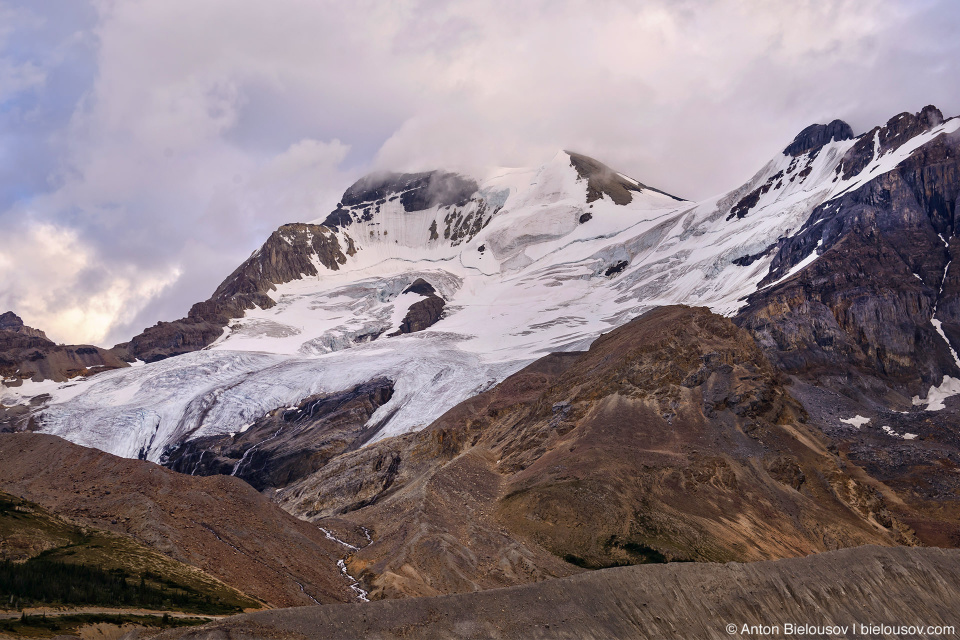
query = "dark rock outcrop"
(726, 143, 832, 222)
(322, 171, 479, 229)
(0, 311, 126, 383)
(119, 224, 348, 362)
(738, 109, 960, 401)
(783, 119, 854, 157)
(0, 311, 47, 339)
(386, 279, 445, 337)
(566, 151, 684, 205)
(837, 105, 946, 180)
(439, 200, 498, 246)
(737, 231, 954, 403)
(163, 378, 395, 492)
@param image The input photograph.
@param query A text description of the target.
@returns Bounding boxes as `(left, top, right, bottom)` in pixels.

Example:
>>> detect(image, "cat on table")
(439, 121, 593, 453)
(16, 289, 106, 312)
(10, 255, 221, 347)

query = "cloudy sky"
(1, 0, 958, 345)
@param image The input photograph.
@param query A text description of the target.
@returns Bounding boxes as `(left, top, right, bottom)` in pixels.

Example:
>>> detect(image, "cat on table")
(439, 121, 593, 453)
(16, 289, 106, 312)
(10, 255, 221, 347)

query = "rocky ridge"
(142, 546, 960, 640)
(0, 433, 360, 608)
(566, 151, 684, 205)
(116, 224, 350, 363)
(0, 311, 126, 384)
(0, 311, 48, 339)
(164, 378, 395, 491)
(738, 106, 960, 402)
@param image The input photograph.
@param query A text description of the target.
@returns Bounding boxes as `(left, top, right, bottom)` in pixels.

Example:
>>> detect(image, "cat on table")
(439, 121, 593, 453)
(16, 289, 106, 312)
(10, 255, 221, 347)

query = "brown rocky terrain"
(135, 546, 960, 640)
(0, 433, 357, 608)
(0, 489, 258, 613)
(263, 306, 937, 601)
(0, 312, 48, 339)
(386, 279, 446, 336)
(784, 378, 960, 550)
(0, 312, 127, 384)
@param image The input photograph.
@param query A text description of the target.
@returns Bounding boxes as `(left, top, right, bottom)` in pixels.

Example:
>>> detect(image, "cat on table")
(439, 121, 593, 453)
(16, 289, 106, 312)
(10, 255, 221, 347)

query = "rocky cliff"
(0, 311, 127, 386)
(737, 106, 960, 403)
(164, 378, 395, 491)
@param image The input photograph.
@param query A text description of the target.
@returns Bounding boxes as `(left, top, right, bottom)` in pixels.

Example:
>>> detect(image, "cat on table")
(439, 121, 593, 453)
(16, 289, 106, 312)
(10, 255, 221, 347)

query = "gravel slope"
(140, 545, 960, 640)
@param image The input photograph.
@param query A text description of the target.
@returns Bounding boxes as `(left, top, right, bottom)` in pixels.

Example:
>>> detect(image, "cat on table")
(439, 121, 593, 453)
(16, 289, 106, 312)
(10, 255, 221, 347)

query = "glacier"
(14, 128, 958, 462)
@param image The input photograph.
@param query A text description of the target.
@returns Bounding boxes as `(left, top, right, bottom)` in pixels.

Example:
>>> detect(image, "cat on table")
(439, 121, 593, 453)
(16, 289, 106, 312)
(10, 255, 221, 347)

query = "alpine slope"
(7, 106, 959, 462)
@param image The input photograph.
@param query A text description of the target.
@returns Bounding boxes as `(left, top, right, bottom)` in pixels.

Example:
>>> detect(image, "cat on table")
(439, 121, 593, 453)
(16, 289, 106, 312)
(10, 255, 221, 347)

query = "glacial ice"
(28, 141, 915, 461)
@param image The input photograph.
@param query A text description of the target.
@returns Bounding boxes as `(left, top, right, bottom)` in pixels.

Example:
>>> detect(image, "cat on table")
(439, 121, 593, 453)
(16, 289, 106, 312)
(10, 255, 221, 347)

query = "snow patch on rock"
(913, 375, 960, 411)
(840, 415, 871, 428)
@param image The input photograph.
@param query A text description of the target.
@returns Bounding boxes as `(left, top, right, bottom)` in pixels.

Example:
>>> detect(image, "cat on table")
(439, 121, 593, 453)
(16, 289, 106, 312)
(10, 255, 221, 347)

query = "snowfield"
(18, 134, 958, 461)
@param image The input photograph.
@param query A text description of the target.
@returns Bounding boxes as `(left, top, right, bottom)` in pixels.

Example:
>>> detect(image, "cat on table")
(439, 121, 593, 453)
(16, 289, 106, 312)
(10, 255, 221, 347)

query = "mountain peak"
(0, 311, 48, 340)
(322, 170, 479, 228)
(916, 104, 944, 128)
(0, 311, 24, 331)
(783, 119, 854, 157)
(564, 150, 684, 204)
(877, 104, 945, 150)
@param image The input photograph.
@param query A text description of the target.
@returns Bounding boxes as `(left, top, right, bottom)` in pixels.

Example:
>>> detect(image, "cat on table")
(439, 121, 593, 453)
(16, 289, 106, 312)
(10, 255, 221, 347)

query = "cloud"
(0, 57, 45, 104)
(0, 221, 180, 344)
(1, 0, 958, 345)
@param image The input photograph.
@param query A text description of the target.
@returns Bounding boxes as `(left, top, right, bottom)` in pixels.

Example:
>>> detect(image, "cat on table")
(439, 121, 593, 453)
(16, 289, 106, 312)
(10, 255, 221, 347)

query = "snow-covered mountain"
(6, 107, 960, 461)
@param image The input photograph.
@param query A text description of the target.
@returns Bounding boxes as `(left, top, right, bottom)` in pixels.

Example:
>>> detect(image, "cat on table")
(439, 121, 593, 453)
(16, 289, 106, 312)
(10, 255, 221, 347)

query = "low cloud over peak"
(1, 0, 958, 345)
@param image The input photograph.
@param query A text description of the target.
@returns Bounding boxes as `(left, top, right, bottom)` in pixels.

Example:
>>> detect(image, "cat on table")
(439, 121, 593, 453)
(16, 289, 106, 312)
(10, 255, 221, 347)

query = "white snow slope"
(13, 124, 959, 462)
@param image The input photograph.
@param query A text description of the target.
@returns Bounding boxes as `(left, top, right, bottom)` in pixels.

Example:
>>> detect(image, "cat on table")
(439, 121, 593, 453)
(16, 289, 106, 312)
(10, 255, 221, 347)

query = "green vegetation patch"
(0, 558, 239, 614)
(0, 612, 209, 639)
(0, 491, 260, 614)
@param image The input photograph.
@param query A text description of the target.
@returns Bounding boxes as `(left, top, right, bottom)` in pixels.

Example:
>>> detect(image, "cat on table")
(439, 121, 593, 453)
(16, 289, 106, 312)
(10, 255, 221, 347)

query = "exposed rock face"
(386, 279, 445, 336)
(163, 378, 395, 491)
(146, 546, 960, 640)
(837, 105, 945, 179)
(0, 311, 47, 339)
(276, 307, 915, 600)
(0, 311, 126, 384)
(737, 111, 960, 401)
(120, 224, 348, 362)
(566, 151, 684, 204)
(0, 488, 259, 610)
(0, 433, 358, 607)
(322, 171, 479, 228)
(782, 119, 854, 157)
(737, 231, 954, 402)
